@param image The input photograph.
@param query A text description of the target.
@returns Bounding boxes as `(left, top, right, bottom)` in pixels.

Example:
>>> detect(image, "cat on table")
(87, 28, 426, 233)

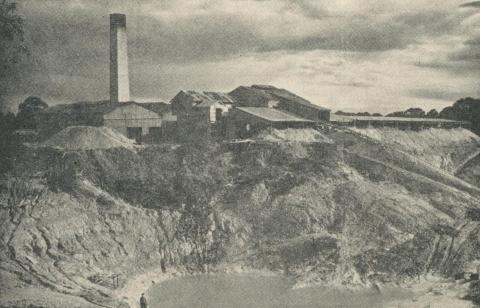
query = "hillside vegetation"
(2, 126, 480, 307)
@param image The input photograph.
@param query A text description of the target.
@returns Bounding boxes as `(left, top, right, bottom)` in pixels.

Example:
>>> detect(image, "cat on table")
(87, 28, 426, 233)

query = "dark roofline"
(268, 87, 331, 112)
(231, 85, 330, 112)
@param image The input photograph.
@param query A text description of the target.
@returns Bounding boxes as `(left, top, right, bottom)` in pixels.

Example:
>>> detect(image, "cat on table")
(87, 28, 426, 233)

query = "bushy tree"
(440, 97, 480, 134)
(386, 111, 405, 117)
(0, 111, 17, 173)
(404, 107, 425, 117)
(16, 96, 48, 129)
(426, 109, 439, 118)
(0, 0, 25, 63)
(387, 107, 426, 118)
(1, 0, 27, 109)
(335, 110, 382, 117)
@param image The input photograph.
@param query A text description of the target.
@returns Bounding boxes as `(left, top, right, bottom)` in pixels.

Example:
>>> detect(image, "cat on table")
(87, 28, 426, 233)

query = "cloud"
(409, 88, 471, 102)
(1, 0, 478, 113)
(18, 0, 468, 65)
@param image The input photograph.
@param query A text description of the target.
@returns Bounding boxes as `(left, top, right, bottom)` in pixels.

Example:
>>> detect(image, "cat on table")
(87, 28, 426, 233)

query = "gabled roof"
(230, 85, 330, 111)
(185, 91, 214, 103)
(172, 90, 233, 107)
(41, 101, 171, 116)
(236, 107, 313, 123)
(203, 92, 235, 103)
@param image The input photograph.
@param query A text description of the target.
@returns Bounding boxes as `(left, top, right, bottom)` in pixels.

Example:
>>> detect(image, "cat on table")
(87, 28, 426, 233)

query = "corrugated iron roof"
(236, 107, 313, 123)
(185, 91, 213, 103)
(183, 90, 234, 104)
(231, 85, 330, 111)
(176, 90, 233, 109)
(203, 92, 235, 103)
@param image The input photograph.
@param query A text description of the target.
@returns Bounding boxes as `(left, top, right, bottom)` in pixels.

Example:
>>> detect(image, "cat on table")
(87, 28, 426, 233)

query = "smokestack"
(110, 13, 130, 103)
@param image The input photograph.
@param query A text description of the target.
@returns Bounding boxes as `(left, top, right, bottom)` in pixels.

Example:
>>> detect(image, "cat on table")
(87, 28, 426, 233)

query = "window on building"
(215, 108, 223, 122)
(127, 127, 142, 142)
(148, 127, 162, 139)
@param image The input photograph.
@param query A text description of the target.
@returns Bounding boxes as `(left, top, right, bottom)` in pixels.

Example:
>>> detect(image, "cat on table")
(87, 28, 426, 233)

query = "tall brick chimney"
(110, 13, 130, 103)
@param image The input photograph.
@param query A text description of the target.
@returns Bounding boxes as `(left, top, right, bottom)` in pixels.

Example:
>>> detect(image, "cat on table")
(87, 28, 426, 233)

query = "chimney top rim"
(110, 13, 126, 25)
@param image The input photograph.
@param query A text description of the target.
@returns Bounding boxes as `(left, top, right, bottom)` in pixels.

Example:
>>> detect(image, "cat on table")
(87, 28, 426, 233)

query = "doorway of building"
(127, 127, 142, 142)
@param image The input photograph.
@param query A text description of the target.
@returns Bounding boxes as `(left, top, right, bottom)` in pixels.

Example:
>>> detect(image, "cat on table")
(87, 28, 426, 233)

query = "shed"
(37, 101, 176, 141)
(228, 107, 315, 138)
(229, 85, 330, 122)
(170, 90, 232, 140)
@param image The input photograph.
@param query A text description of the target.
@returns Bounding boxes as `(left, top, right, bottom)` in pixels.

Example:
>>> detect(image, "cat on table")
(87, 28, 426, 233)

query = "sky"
(3, 0, 480, 113)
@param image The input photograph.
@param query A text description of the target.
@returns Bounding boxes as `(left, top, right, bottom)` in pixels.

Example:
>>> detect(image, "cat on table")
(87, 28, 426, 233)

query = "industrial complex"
(37, 13, 470, 143)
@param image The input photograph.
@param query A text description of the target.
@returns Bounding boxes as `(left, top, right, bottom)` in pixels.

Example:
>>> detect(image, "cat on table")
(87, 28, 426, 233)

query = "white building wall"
(103, 104, 163, 136)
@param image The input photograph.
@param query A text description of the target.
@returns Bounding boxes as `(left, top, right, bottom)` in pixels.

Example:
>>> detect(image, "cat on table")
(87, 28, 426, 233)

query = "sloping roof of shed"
(182, 90, 234, 104)
(236, 107, 314, 123)
(203, 92, 235, 103)
(184, 91, 213, 103)
(230, 85, 330, 111)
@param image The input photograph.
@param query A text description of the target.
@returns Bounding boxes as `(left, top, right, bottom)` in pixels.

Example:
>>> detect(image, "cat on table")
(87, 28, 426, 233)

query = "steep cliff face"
(2, 127, 480, 307)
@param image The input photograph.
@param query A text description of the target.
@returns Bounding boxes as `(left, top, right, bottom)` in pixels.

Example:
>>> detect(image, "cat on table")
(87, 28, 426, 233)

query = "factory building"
(38, 12, 470, 144)
(170, 85, 331, 140)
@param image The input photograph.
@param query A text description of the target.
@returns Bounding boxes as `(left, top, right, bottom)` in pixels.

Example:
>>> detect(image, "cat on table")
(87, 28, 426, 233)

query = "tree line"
(0, 96, 48, 173)
(335, 97, 480, 134)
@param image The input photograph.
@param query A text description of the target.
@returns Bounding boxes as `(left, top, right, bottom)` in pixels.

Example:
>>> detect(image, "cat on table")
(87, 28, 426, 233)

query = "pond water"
(146, 274, 414, 308)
